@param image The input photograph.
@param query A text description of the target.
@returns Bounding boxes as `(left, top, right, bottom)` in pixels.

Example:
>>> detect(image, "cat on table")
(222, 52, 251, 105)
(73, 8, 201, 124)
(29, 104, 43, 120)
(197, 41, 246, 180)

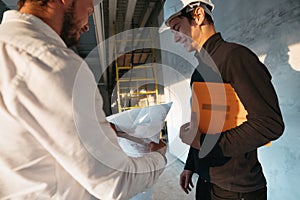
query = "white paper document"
(106, 102, 172, 156)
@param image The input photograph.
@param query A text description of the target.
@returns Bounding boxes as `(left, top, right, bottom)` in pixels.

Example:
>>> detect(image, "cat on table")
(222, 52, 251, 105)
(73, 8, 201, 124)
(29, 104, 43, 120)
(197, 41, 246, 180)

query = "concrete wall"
(160, 0, 300, 199)
(214, 1, 300, 199)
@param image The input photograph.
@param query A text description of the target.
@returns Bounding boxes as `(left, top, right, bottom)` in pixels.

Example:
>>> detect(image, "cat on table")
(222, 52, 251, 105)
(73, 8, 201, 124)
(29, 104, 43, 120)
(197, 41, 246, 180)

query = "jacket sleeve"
(4, 46, 166, 200)
(215, 46, 284, 157)
(184, 147, 196, 171)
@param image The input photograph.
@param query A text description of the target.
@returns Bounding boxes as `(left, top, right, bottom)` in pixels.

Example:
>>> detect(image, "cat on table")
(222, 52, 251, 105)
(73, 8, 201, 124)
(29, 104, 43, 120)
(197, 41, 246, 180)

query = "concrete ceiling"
(103, 0, 163, 37)
(0, 0, 164, 55)
(77, 0, 164, 60)
(0, 0, 164, 88)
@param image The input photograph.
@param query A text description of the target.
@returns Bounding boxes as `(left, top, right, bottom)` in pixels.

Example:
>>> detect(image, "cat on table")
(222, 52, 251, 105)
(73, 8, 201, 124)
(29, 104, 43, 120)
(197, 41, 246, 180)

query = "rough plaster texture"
(213, 1, 300, 199)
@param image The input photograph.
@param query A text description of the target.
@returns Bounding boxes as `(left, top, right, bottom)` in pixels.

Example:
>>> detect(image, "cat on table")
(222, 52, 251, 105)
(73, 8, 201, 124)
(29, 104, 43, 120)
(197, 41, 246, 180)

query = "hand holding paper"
(106, 102, 172, 157)
(150, 139, 167, 156)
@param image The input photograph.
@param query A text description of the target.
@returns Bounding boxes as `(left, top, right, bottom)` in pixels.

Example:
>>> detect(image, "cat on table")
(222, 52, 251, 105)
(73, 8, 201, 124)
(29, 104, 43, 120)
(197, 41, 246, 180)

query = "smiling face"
(60, 0, 94, 47)
(168, 6, 209, 52)
(169, 16, 201, 52)
(169, 15, 203, 52)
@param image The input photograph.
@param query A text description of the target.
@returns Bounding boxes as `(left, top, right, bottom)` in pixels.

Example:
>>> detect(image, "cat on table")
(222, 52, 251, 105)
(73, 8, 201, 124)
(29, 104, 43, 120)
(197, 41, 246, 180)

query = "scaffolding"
(113, 29, 160, 113)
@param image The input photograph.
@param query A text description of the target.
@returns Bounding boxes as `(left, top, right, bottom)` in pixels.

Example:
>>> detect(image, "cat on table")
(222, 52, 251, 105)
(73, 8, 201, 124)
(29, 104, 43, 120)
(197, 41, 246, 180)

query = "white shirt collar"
(2, 10, 66, 48)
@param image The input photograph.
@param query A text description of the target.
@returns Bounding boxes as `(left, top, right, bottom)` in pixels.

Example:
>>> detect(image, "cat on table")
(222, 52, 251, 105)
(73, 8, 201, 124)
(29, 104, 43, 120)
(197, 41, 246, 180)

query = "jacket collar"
(194, 32, 223, 58)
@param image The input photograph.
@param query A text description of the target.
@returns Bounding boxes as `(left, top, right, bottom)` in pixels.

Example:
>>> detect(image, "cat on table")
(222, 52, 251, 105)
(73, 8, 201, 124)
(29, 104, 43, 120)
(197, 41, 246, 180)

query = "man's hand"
(150, 139, 167, 156)
(110, 123, 118, 133)
(180, 169, 194, 194)
(179, 112, 201, 150)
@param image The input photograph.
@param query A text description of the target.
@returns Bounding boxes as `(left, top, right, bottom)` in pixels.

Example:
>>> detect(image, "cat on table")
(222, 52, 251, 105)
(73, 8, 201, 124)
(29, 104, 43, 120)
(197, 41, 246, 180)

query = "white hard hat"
(159, 0, 214, 32)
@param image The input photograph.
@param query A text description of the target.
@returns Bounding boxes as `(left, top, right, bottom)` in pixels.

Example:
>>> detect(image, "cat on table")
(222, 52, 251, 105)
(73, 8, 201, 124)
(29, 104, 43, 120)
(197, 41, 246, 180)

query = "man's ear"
(193, 6, 205, 25)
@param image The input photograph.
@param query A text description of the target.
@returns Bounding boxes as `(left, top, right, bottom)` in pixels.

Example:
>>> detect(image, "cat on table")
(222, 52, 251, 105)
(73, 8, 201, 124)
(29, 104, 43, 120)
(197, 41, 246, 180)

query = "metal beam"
(132, 2, 156, 49)
(108, 0, 118, 81)
(93, 1, 107, 83)
(117, 0, 138, 56)
(139, 2, 156, 27)
(124, 0, 137, 31)
(109, 0, 117, 37)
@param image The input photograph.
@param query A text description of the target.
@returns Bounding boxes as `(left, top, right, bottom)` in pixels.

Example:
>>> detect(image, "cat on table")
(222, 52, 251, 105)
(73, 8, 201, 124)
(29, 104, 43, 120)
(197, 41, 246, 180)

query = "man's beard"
(60, 2, 80, 47)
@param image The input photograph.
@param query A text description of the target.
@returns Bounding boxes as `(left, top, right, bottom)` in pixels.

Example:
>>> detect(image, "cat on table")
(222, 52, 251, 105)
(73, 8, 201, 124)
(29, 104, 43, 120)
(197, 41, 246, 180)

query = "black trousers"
(196, 179, 267, 200)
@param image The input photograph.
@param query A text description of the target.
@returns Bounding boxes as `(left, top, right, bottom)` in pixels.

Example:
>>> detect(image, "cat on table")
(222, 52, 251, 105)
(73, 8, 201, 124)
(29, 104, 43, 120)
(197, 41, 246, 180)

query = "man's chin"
(62, 36, 80, 48)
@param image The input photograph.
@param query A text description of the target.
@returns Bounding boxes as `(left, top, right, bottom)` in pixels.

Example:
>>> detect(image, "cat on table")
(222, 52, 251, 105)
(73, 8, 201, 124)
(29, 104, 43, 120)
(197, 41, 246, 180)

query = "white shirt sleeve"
(2, 44, 166, 199)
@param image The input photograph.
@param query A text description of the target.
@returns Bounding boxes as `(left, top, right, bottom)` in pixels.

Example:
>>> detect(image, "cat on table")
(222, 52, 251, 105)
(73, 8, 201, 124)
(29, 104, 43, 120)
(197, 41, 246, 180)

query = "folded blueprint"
(106, 102, 172, 156)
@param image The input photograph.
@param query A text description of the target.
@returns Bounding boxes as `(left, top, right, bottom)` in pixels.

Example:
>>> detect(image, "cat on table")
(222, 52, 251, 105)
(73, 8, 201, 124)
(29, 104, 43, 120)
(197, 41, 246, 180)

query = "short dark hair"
(180, 5, 214, 25)
(17, 0, 51, 9)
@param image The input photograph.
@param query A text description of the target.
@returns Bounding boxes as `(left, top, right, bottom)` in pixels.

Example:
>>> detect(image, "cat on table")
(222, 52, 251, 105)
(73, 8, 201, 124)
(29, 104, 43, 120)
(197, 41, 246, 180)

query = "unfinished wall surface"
(161, 0, 300, 199)
(213, 0, 300, 199)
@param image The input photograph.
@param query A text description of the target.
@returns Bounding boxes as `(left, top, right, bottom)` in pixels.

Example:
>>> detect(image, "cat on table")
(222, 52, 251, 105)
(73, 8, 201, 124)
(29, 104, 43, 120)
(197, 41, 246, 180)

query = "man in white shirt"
(0, 0, 167, 199)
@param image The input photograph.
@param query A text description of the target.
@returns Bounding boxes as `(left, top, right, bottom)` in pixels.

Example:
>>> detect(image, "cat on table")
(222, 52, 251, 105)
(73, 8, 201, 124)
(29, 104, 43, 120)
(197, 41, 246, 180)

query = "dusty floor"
(91, 150, 198, 200)
(151, 151, 197, 200)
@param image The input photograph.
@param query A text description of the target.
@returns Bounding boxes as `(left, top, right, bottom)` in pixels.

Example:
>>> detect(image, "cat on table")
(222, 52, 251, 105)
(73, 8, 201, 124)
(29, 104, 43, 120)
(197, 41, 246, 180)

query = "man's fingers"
(190, 179, 194, 188)
(187, 179, 194, 192)
(184, 177, 189, 190)
(180, 123, 192, 144)
(180, 170, 195, 195)
(185, 174, 194, 192)
(150, 139, 167, 155)
(180, 121, 198, 146)
(181, 186, 188, 194)
(180, 173, 194, 194)
(180, 176, 188, 194)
